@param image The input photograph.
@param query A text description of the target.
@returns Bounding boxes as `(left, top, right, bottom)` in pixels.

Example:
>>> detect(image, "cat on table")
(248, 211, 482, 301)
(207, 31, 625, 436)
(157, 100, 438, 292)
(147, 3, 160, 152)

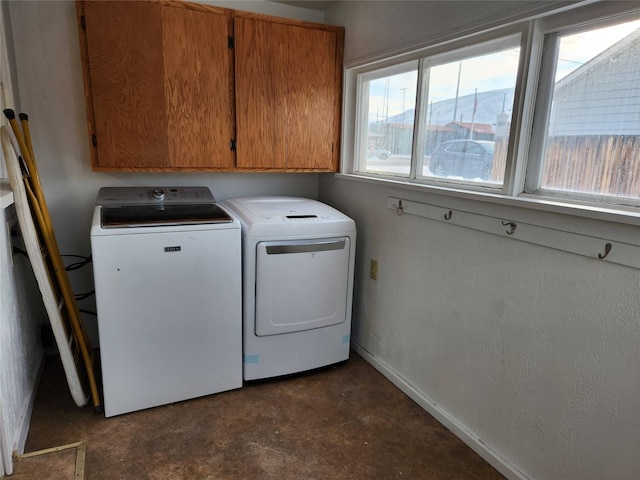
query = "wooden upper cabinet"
(76, 1, 343, 172)
(77, 0, 234, 171)
(234, 15, 343, 171)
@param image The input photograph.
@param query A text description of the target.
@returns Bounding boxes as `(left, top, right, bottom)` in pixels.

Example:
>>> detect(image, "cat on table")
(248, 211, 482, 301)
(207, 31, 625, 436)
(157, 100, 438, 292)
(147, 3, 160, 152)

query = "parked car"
(429, 140, 494, 180)
(367, 145, 391, 160)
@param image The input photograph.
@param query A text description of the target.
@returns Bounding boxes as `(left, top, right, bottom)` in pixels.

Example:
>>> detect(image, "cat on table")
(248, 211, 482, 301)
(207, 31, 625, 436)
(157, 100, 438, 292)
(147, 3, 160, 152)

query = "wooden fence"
(491, 135, 639, 198)
(543, 135, 640, 198)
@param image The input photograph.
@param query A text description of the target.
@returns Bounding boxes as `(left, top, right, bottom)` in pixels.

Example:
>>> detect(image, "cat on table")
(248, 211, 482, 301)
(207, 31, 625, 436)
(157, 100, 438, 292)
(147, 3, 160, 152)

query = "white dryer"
(221, 196, 356, 381)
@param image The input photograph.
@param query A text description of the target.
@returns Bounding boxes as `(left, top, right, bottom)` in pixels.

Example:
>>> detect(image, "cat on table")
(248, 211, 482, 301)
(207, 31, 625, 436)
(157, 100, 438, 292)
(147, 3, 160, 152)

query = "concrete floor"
(16, 352, 505, 479)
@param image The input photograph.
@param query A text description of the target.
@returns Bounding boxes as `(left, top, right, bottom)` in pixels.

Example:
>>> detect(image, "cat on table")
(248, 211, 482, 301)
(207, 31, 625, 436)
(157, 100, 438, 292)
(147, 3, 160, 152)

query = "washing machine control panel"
(151, 189, 165, 200)
(96, 186, 216, 206)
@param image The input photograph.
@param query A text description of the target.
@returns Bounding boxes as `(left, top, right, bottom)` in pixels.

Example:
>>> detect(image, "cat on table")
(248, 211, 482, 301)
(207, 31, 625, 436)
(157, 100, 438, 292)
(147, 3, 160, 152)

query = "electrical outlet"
(369, 258, 378, 281)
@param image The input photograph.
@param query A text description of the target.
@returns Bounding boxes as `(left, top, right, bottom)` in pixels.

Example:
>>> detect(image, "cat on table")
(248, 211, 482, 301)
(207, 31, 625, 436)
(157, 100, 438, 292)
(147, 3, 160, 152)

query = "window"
(527, 16, 640, 204)
(357, 62, 418, 176)
(416, 38, 520, 186)
(346, 3, 640, 212)
(356, 37, 520, 186)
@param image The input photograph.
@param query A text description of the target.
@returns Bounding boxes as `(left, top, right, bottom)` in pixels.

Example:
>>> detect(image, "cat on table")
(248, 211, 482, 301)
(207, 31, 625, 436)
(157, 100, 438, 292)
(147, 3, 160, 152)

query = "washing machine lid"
(101, 204, 233, 228)
(95, 186, 232, 228)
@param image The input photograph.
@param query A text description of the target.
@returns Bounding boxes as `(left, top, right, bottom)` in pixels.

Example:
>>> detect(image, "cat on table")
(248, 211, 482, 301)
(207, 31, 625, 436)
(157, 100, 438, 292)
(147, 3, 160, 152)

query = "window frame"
(350, 26, 528, 194)
(341, 1, 640, 218)
(413, 32, 524, 192)
(523, 8, 640, 208)
(355, 59, 418, 176)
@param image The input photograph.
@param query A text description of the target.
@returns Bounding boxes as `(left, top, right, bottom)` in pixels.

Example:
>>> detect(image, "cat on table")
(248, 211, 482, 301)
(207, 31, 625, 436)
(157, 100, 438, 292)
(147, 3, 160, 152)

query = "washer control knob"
(152, 189, 165, 200)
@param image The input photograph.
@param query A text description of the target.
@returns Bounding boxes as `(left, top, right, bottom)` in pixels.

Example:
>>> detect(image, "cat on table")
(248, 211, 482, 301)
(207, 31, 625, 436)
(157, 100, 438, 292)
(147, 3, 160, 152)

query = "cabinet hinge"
(230, 139, 236, 151)
(81, 15, 86, 31)
(92, 134, 97, 147)
(228, 36, 234, 49)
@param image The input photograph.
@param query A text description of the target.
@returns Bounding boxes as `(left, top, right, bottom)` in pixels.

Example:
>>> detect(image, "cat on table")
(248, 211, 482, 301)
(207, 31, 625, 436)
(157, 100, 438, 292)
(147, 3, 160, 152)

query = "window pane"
(540, 19, 640, 200)
(357, 66, 417, 176)
(420, 47, 520, 185)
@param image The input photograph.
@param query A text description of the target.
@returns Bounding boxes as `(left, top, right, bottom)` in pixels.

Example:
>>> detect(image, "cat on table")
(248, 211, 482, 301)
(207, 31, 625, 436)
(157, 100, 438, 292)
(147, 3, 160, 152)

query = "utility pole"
(452, 62, 462, 123)
(400, 87, 407, 153)
(383, 79, 390, 149)
(470, 88, 477, 140)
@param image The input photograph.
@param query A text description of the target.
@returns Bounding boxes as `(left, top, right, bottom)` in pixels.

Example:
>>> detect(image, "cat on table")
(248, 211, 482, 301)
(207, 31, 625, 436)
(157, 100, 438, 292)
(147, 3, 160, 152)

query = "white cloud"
(556, 19, 640, 81)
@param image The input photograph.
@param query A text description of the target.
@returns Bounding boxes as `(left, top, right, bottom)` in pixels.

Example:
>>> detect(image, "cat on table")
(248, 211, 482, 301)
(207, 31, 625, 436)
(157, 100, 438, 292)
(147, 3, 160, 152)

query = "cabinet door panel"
(162, 6, 234, 168)
(234, 16, 341, 170)
(234, 17, 287, 169)
(287, 25, 337, 169)
(83, 1, 168, 168)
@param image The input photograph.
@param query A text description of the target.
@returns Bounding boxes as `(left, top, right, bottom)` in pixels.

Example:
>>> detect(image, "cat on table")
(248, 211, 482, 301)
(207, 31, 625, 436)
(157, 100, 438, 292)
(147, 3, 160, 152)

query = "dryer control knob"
(152, 189, 165, 200)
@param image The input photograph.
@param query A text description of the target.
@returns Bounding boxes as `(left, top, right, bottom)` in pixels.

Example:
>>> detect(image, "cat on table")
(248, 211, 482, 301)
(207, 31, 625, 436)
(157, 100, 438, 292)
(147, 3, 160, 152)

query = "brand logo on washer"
(164, 246, 181, 252)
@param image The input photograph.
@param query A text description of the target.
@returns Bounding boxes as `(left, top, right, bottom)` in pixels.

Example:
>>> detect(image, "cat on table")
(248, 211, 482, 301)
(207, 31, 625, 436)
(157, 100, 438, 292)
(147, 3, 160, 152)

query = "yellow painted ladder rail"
(2, 109, 102, 414)
(2, 126, 87, 408)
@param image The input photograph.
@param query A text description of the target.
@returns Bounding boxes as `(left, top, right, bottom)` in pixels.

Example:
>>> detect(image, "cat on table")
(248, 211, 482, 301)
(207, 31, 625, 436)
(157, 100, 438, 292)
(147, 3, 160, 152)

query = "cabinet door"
(79, 1, 234, 170)
(234, 16, 342, 171)
(234, 17, 287, 169)
(162, 5, 234, 169)
(82, 1, 167, 169)
(286, 24, 339, 169)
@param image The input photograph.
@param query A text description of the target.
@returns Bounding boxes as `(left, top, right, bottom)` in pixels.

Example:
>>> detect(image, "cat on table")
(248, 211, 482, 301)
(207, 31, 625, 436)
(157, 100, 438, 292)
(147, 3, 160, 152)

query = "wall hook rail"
(501, 221, 517, 235)
(598, 242, 612, 259)
(385, 196, 639, 270)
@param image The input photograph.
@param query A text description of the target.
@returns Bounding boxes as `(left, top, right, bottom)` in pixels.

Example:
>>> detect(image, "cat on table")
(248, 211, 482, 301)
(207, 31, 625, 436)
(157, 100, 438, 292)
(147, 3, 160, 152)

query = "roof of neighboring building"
(550, 27, 640, 136)
(446, 122, 495, 135)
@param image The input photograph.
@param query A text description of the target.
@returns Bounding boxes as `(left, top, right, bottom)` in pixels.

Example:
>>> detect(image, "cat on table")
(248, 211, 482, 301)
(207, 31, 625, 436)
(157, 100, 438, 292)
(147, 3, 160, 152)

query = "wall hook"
(501, 220, 517, 235)
(396, 200, 404, 216)
(444, 210, 453, 220)
(598, 242, 612, 259)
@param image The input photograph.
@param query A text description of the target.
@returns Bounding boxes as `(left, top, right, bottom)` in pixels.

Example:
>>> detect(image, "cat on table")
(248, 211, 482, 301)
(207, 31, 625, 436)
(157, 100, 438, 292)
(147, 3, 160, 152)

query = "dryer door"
(255, 237, 350, 336)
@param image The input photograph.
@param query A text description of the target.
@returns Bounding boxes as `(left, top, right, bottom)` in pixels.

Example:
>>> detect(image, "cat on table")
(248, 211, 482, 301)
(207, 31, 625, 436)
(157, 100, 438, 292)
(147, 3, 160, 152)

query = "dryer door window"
(255, 237, 350, 336)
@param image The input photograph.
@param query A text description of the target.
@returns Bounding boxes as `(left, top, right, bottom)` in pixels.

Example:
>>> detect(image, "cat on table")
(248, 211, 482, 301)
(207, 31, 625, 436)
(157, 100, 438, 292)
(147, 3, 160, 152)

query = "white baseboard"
(352, 342, 528, 480)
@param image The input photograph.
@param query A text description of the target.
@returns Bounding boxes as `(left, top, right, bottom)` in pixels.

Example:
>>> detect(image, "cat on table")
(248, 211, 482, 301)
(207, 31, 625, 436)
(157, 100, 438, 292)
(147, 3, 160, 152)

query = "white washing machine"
(90, 187, 242, 417)
(221, 196, 356, 381)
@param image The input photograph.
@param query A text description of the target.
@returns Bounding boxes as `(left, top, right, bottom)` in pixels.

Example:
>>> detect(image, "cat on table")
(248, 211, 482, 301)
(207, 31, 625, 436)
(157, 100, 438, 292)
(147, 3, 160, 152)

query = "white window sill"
(333, 172, 640, 228)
